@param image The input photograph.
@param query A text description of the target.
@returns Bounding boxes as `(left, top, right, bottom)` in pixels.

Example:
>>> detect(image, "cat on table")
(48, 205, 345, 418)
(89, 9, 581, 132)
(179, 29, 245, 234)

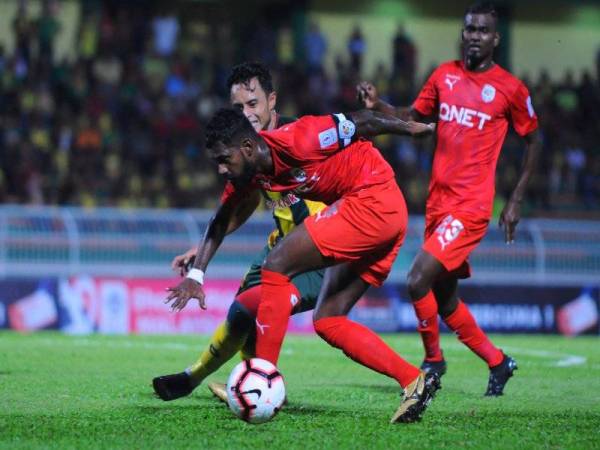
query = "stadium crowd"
(1, 2, 599, 217)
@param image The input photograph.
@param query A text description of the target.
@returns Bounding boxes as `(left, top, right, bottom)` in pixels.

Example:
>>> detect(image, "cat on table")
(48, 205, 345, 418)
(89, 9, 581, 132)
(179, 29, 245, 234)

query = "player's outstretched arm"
(356, 81, 419, 121)
(499, 129, 542, 243)
(166, 189, 261, 312)
(348, 109, 435, 139)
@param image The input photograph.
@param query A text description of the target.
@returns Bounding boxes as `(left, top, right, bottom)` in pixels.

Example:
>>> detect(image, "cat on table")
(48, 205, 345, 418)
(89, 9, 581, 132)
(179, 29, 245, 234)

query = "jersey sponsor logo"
(338, 119, 356, 139)
(435, 215, 465, 251)
(481, 84, 496, 103)
(290, 168, 307, 183)
(264, 193, 301, 210)
(439, 102, 492, 130)
(292, 173, 321, 194)
(444, 74, 460, 91)
(318, 127, 338, 148)
(526, 96, 535, 118)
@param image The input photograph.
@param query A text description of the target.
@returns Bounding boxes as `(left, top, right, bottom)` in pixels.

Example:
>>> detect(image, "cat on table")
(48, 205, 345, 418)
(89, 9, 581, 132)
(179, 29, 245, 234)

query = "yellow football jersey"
(262, 191, 326, 248)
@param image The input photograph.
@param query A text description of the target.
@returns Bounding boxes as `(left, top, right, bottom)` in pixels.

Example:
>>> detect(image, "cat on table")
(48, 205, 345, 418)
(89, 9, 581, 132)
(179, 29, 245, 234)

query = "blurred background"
(0, 0, 598, 336)
(1, 0, 600, 213)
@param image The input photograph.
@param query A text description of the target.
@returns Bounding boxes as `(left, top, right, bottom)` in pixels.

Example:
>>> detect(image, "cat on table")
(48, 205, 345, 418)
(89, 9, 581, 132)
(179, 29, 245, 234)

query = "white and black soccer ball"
(226, 358, 285, 424)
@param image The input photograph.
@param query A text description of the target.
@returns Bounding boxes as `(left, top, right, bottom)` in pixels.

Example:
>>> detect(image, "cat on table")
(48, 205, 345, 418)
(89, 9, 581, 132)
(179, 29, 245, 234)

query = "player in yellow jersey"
(153, 62, 326, 402)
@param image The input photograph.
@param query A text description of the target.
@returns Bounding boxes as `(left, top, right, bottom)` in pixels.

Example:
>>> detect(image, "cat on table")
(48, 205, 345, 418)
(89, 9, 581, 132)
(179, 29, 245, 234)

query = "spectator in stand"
(392, 24, 416, 85)
(36, 0, 61, 62)
(348, 25, 366, 75)
(152, 10, 180, 57)
(12, 0, 34, 64)
(304, 22, 327, 74)
(0, 2, 598, 216)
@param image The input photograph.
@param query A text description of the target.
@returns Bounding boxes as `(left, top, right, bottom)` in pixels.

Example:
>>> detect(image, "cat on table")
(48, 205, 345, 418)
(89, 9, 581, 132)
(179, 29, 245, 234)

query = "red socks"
(314, 316, 420, 388)
(413, 291, 443, 362)
(254, 269, 296, 365)
(235, 284, 301, 317)
(444, 300, 504, 368)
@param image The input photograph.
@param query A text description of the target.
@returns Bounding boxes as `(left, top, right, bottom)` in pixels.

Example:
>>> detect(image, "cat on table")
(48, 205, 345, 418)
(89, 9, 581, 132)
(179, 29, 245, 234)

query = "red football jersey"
(413, 60, 538, 218)
(224, 114, 395, 206)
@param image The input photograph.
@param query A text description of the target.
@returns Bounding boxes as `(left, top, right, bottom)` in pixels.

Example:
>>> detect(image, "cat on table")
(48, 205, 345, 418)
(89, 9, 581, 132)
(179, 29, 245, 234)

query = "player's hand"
(356, 81, 379, 109)
(171, 248, 197, 276)
(499, 199, 521, 244)
(165, 278, 207, 312)
(407, 121, 436, 137)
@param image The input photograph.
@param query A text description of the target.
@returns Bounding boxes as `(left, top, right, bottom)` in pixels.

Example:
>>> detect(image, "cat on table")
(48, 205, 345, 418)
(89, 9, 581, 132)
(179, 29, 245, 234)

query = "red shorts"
(423, 212, 489, 279)
(304, 179, 407, 287)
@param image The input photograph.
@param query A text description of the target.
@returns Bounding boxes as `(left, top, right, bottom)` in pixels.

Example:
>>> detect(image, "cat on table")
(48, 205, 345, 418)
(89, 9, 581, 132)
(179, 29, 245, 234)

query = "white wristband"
(186, 268, 205, 285)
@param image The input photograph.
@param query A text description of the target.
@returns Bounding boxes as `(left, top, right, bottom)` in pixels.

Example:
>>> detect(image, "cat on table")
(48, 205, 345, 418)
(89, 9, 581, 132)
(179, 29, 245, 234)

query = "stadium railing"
(1, 205, 598, 285)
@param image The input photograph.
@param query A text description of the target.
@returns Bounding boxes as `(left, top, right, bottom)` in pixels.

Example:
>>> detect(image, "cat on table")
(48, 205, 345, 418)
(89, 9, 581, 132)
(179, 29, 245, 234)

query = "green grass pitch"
(1, 332, 599, 449)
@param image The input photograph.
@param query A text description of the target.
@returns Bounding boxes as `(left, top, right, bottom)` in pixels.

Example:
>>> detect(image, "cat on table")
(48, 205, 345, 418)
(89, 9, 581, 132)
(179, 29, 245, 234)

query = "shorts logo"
(290, 294, 299, 307)
(318, 127, 338, 149)
(338, 119, 356, 139)
(436, 215, 464, 251)
(290, 168, 307, 183)
(314, 203, 339, 222)
(481, 84, 496, 103)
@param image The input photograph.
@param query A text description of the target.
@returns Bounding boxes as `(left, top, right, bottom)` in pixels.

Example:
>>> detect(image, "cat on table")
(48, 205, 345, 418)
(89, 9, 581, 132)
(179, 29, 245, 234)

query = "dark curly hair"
(205, 108, 257, 150)
(226, 62, 274, 94)
(465, 1, 498, 19)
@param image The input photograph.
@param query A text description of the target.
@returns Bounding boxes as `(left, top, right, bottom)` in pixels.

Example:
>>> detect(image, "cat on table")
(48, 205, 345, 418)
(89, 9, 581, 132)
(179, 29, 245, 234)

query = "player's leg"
(422, 213, 516, 395)
(257, 222, 331, 364)
(435, 279, 515, 395)
(154, 247, 270, 401)
(256, 181, 408, 365)
(406, 250, 446, 366)
(208, 268, 323, 403)
(313, 263, 438, 423)
(313, 263, 421, 388)
(152, 290, 258, 401)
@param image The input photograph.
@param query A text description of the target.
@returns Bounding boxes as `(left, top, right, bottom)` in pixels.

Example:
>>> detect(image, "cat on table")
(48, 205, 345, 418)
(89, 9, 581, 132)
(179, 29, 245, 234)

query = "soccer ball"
(226, 358, 286, 424)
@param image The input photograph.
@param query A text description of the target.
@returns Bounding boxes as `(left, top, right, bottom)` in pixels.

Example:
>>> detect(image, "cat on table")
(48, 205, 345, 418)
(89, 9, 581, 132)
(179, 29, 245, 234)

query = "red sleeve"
(509, 82, 538, 137)
(219, 181, 258, 206)
(412, 69, 440, 116)
(293, 114, 357, 155)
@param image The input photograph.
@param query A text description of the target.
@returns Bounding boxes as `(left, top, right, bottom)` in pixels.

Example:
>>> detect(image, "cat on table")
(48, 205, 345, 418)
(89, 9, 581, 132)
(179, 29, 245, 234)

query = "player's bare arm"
(499, 129, 541, 244)
(166, 189, 261, 311)
(356, 81, 420, 121)
(170, 190, 261, 276)
(348, 109, 435, 138)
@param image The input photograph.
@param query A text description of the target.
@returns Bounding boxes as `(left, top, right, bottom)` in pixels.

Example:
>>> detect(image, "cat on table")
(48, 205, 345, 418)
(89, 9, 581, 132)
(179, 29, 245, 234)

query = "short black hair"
(205, 108, 257, 150)
(226, 62, 274, 94)
(465, 1, 498, 19)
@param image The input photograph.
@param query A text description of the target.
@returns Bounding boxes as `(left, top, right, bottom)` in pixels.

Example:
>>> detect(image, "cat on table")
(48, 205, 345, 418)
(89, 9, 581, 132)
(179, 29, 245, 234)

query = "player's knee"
(226, 301, 254, 336)
(313, 316, 344, 349)
(312, 303, 340, 322)
(262, 248, 287, 274)
(407, 268, 430, 300)
(438, 298, 459, 318)
(313, 316, 332, 339)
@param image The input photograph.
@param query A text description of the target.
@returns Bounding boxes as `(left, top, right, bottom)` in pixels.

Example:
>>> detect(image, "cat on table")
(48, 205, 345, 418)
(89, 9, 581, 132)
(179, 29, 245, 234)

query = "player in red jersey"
(167, 107, 439, 423)
(358, 1, 541, 396)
